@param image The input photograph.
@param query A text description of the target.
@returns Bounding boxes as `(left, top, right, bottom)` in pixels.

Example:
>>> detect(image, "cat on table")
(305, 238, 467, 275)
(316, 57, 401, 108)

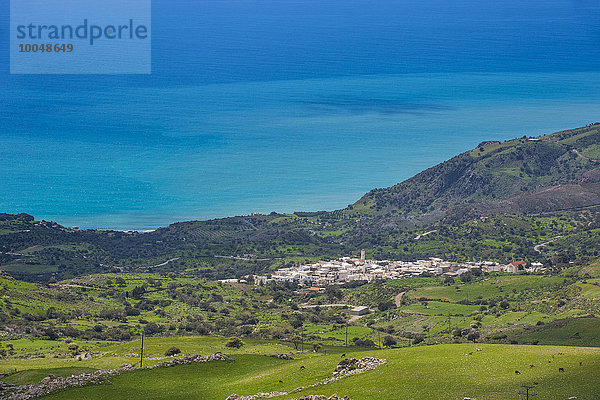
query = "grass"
(100, 336, 295, 358)
(2, 367, 97, 385)
(400, 301, 480, 316)
(29, 342, 600, 400)
(518, 318, 600, 347)
(0, 263, 58, 274)
(278, 344, 600, 400)
(311, 325, 375, 343)
(578, 144, 600, 160)
(42, 354, 333, 400)
(0, 336, 297, 375)
(409, 275, 565, 302)
(576, 283, 600, 299)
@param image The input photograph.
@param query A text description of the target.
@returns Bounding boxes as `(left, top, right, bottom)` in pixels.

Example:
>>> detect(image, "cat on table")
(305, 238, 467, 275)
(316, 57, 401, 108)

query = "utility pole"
(447, 312, 451, 334)
(519, 385, 537, 400)
(301, 324, 304, 352)
(345, 324, 348, 347)
(140, 332, 144, 368)
(378, 330, 381, 349)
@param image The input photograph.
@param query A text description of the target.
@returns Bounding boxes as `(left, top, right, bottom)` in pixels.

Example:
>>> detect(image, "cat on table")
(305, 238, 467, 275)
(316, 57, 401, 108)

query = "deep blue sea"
(1, 0, 600, 230)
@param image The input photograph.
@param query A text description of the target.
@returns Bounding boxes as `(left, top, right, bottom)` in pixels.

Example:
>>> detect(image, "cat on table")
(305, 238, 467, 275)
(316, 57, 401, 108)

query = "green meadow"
(15, 339, 596, 400)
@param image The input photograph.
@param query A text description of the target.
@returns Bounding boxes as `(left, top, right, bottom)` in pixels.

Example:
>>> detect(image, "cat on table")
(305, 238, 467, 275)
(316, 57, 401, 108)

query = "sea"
(1, 0, 600, 230)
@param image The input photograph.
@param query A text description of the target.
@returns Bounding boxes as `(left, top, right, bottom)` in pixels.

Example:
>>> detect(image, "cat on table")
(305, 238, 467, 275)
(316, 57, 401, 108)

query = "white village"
(268, 250, 544, 286)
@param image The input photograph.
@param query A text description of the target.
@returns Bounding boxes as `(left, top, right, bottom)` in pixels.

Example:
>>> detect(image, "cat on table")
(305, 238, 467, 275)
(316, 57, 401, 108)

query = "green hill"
(2, 124, 600, 281)
(351, 123, 600, 230)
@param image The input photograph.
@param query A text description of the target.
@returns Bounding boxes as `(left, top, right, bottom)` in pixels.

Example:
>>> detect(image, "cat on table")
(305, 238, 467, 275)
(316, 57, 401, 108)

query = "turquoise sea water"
(1, 1, 600, 229)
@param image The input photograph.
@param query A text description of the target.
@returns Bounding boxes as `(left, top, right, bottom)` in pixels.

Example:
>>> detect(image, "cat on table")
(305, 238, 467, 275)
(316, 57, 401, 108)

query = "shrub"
(164, 346, 181, 356)
(143, 322, 163, 335)
(68, 343, 79, 355)
(224, 337, 245, 348)
(352, 337, 376, 347)
(412, 335, 425, 345)
(378, 301, 396, 312)
(383, 335, 397, 347)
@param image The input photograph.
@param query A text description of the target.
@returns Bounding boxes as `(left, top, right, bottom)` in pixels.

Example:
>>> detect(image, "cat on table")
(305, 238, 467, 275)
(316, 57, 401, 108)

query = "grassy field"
(409, 275, 565, 302)
(0, 270, 599, 399)
(2, 367, 96, 386)
(0, 336, 297, 376)
(518, 318, 600, 347)
(15, 340, 596, 400)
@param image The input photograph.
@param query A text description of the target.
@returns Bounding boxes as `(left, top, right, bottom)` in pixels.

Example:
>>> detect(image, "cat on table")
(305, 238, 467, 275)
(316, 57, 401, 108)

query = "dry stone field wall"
(0, 353, 232, 400)
(226, 357, 386, 400)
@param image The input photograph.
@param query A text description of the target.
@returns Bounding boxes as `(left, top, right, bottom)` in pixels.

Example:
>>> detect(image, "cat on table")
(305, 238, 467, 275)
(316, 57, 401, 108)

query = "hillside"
(2, 124, 600, 281)
(350, 123, 600, 230)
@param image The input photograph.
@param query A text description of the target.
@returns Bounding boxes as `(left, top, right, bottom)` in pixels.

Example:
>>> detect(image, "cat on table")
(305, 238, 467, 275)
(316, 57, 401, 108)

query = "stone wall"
(0, 353, 232, 400)
(225, 357, 386, 400)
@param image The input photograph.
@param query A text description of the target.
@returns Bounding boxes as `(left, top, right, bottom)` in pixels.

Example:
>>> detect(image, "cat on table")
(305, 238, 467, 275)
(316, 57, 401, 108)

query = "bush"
(352, 337, 376, 347)
(224, 337, 244, 348)
(378, 301, 396, 312)
(164, 346, 181, 356)
(143, 322, 164, 335)
(383, 335, 397, 347)
(68, 343, 79, 355)
(412, 335, 425, 345)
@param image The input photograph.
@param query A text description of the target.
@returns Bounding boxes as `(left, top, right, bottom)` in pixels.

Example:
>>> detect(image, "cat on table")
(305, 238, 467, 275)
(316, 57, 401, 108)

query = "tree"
(225, 337, 245, 348)
(378, 301, 396, 312)
(130, 285, 146, 299)
(291, 335, 302, 350)
(46, 307, 58, 319)
(325, 286, 342, 300)
(143, 322, 163, 335)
